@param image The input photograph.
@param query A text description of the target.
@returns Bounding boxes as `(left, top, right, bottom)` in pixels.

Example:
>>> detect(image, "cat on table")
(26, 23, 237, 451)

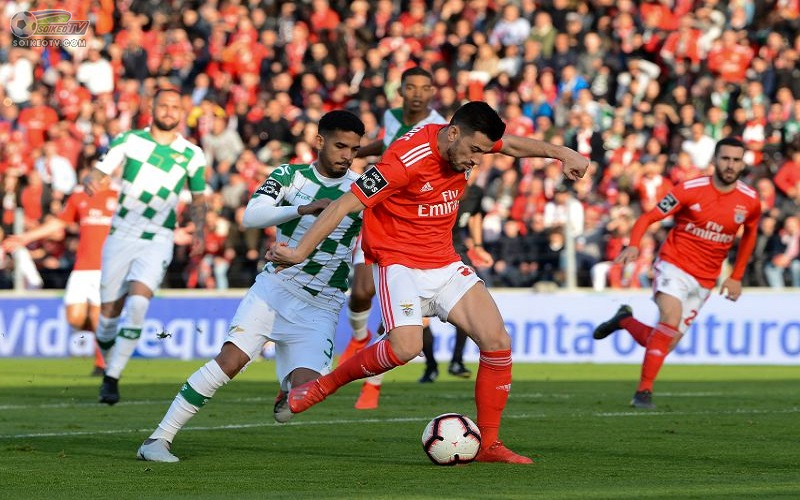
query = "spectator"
(0, 49, 34, 105)
(202, 115, 244, 191)
(35, 142, 77, 199)
(76, 42, 115, 96)
(682, 122, 717, 169)
(764, 216, 800, 288)
(488, 4, 530, 49)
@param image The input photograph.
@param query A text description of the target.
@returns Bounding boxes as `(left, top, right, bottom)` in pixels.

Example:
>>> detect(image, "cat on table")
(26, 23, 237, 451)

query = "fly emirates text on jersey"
(684, 220, 735, 244)
(418, 189, 460, 217)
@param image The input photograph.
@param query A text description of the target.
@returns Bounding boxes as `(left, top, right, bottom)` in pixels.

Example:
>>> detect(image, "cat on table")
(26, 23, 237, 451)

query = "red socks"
(475, 349, 512, 447)
(638, 322, 679, 392)
(318, 339, 405, 395)
(620, 316, 652, 347)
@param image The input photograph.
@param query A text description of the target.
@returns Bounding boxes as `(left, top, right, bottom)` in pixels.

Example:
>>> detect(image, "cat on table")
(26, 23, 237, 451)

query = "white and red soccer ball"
(421, 413, 481, 465)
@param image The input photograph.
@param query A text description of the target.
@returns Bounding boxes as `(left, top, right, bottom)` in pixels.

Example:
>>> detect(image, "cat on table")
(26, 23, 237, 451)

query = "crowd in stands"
(1, 0, 799, 291)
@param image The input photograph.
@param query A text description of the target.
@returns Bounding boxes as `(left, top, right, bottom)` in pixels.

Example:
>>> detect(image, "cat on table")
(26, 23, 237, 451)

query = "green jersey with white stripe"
(251, 163, 362, 311)
(96, 129, 206, 242)
(382, 107, 447, 150)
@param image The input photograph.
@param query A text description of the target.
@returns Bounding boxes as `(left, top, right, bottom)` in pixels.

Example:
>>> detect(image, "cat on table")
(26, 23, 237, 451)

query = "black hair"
(714, 136, 746, 156)
(450, 101, 506, 142)
(401, 66, 433, 84)
(318, 110, 365, 137)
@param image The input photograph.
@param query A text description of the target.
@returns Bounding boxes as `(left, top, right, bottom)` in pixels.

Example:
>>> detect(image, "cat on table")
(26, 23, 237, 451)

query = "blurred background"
(1, 0, 798, 294)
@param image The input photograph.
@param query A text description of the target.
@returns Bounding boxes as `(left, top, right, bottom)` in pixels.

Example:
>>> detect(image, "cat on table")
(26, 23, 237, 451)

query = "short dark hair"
(153, 87, 181, 102)
(318, 110, 365, 137)
(450, 101, 506, 142)
(714, 136, 746, 156)
(401, 66, 433, 84)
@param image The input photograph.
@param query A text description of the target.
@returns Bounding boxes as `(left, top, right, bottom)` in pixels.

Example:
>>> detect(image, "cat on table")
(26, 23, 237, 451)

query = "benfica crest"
(733, 206, 748, 224)
(400, 302, 414, 316)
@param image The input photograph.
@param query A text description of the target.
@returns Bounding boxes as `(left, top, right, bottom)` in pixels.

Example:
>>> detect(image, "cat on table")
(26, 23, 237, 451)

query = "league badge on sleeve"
(255, 178, 281, 199)
(656, 193, 679, 214)
(356, 167, 389, 198)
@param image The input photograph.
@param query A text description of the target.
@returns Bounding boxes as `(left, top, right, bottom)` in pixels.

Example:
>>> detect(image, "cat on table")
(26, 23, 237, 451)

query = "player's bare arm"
(615, 246, 640, 265)
(498, 135, 589, 180)
(468, 213, 493, 266)
(298, 198, 332, 216)
(2, 217, 67, 253)
(83, 168, 108, 196)
(189, 193, 207, 257)
(355, 140, 384, 158)
(267, 191, 366, 266)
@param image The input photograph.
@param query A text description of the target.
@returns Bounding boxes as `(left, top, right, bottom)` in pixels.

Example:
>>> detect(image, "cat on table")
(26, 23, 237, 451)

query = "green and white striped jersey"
(382, 107, 447, 149)
(96, 129, 206, 242)
(250, 163, 362, 311)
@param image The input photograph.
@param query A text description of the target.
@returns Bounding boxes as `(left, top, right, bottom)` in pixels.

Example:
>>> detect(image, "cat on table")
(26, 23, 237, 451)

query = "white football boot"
(137, 438, 179, 463)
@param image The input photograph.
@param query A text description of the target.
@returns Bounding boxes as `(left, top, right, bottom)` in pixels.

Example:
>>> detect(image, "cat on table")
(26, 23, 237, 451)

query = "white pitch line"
(0, 413, 549, 440)
(0, 396, 272, 411)
(594, 407, 800, 417)
(3, 407, 799, 440)
(658, 392, 724, 397)
(0, 393, 576, 412)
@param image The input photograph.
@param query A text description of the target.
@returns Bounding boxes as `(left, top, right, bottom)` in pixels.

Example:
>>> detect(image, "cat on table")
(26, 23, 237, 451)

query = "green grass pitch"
(1, 358, 798, 499)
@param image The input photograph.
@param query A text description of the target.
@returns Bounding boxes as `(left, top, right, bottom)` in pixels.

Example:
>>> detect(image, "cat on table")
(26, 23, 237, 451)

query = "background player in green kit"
(85, 88, 208, 405)
(137, 110, 365, 463)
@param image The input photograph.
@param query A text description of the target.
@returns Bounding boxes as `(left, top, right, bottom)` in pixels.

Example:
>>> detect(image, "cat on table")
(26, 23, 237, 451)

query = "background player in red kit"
(268, 101, 588, 464)
(2, 177, 118, 374)
(593, 136, 761, 409)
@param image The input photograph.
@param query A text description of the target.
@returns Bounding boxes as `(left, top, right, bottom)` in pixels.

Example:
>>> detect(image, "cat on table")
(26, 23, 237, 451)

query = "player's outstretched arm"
(355, 140, 384, 159)
(1, 217, 67, 253)
(497, 135, 589, 181)
(267, 191, 366, 267)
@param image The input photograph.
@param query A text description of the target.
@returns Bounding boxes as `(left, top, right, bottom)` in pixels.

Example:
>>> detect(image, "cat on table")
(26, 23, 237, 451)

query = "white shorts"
(652, 259, 712, 333)
(100, 235, 173, 303)
(224, 273, 338, 389)
(64, 270, 101, 305)
(374, 261, 482, 331)
(352, 233, 366, 266)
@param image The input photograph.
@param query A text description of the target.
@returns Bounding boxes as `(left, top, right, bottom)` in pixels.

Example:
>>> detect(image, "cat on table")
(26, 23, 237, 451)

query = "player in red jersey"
(593, 137, 761, 409)
(2, 177, 118, 374)
(268, 101, 588, 464)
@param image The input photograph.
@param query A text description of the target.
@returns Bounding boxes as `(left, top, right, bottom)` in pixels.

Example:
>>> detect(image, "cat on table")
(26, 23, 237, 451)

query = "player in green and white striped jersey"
(84, 88, 208, 406)
(138, 110, 365, 463)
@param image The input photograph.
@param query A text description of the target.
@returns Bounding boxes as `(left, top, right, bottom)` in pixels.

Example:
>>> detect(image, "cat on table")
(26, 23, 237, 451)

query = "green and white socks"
(149, 360, 230, 443)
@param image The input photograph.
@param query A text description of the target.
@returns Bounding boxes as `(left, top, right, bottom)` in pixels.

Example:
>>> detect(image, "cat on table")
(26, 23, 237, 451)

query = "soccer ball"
(11, 11, 37, 38)
(421, 413, 481, 465)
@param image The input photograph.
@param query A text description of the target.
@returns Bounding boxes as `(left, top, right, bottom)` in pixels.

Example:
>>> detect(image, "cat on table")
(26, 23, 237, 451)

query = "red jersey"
(59, 188, 118, 270)
(629, 176, 761, 288)
(352, 124, 495, 269)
